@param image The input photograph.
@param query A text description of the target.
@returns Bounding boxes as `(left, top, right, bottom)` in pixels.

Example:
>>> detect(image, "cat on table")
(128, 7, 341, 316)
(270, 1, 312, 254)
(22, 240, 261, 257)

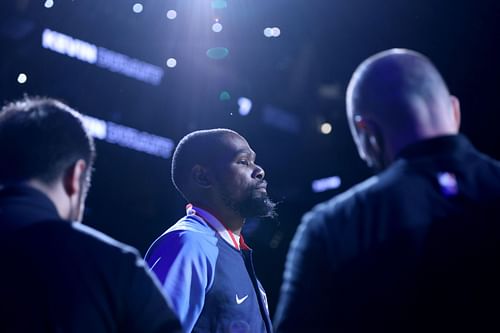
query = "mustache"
(254, 180, 267, 189)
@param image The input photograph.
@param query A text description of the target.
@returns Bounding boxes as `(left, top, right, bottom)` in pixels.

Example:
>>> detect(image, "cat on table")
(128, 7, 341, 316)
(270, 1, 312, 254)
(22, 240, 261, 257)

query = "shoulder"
(3, 220, 146, 284)
(9, 220, 138, 257)
(146, 216, 218, 263)
(155, 216, 217, 247)
(70, 222, 139, 255)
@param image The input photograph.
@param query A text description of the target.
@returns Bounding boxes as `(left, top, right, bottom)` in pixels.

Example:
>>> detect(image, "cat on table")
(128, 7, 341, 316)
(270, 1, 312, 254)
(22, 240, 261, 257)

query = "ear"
(358, 118, 385, 168)
(353, 114, 368, 132)
(450, 95, 461, 131)
(191, 165, 212, 189)
(63, 159, 87, 197)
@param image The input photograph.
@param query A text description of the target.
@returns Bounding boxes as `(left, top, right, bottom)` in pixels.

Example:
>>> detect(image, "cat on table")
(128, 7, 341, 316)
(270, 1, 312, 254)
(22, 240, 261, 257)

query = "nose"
(252, 164, 265, 180)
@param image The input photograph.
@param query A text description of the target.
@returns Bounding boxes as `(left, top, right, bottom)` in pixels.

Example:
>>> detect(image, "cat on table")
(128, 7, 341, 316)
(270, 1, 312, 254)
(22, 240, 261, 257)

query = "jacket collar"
(186, 204, 250, 250)
(397, 134, 472, 161)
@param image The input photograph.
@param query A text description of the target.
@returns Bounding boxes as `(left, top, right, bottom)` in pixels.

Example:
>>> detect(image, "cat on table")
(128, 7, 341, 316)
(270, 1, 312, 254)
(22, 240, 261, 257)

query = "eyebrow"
(234, 149, 256, 159)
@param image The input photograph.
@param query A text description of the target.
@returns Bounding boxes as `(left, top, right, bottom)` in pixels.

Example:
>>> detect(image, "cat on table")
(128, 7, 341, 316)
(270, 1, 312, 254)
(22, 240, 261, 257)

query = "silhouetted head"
(346, 49, 461, 170)
(0, 97, 95, 221)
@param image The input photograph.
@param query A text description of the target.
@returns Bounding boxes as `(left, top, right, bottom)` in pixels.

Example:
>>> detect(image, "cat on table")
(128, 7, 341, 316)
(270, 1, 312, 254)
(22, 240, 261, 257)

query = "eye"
(237, 159, 250, 166)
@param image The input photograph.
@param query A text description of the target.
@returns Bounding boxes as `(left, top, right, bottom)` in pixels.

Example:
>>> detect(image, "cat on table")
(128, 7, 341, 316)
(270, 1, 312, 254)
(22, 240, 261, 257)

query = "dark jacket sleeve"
(274, 210, 333, 332)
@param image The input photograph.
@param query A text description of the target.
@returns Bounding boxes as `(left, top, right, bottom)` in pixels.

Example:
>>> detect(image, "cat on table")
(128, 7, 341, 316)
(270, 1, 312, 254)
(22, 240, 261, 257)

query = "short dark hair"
(171, 128, 237, 200)
(0, 97, 96, 185)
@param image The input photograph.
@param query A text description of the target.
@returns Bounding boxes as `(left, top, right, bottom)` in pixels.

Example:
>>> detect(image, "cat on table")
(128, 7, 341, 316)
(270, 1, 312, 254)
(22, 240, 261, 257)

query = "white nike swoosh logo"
(235, 294, 249, 304)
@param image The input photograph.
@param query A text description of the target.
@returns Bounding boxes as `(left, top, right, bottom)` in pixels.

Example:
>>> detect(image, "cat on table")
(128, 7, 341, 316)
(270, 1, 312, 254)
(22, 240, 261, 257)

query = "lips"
(255, 181, 268, 191)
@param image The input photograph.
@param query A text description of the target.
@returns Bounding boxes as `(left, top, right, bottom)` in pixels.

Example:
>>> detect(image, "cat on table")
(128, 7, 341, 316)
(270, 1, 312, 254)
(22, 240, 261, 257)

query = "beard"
(221, 186, 277, 219)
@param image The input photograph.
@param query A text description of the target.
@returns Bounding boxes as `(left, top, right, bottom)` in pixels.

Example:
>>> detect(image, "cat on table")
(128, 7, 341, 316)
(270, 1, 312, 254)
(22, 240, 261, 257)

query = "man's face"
(211, 133, 276, 219)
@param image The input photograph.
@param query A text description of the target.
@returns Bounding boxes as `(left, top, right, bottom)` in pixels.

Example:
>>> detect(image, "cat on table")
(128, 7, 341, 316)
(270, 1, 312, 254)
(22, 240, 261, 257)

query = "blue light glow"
(166, 10, 177, 20)
(97, 48, 163, 85)
(437, 172, 458, 196)
(132, 3, 143, 13)
(81, 116, 107, 140)
(262, 105, 300, 134)
(212, 22, 223, 33)
(42, 29, 97, 64)
(264, 27, 281, 38)
(206, 47, 229, 60)
(211, 0, 228, 9)
(238, 97, 252, 116)
(44, 0, 54, 9)
(312, 176, 342, 193)
(166, 58, 177, 68)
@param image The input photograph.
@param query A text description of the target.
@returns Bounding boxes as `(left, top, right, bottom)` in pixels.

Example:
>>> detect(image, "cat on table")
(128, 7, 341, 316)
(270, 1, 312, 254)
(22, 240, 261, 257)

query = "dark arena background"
(1, 0, 499, 316)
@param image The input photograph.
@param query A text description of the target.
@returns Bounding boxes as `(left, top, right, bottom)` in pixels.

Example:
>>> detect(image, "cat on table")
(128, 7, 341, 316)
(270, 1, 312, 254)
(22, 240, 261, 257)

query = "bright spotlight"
(264, 28, 273, 38)
(212, 22, 223, 33)
(166, 10, 177, 20)
(166, 58, 177, 68)
(17, 73, 27, 84)
(320, 122, 332, 135)
(238, 97, 252, 116)
(132, 3, 143, 13)
(272, 27, 281, 37)
(44, 0, 54, 9)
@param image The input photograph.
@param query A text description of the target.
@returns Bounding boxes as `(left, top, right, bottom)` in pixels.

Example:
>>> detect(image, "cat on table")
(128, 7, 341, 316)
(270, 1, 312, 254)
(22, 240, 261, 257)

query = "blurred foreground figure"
(146, 129, 276, 333)
(275, 49, 500, 332)
(0, 97, 182, 333)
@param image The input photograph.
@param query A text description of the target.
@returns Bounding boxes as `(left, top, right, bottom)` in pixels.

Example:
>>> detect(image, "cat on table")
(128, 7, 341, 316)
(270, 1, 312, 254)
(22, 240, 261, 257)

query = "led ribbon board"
(42, 28, 164, 86)
(81, 115, 175, 159)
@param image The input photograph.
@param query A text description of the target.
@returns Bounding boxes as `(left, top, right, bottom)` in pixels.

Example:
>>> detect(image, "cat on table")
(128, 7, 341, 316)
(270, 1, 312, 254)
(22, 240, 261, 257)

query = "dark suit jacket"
(0, 185, 182, 333)
(275, 135, 500, 332)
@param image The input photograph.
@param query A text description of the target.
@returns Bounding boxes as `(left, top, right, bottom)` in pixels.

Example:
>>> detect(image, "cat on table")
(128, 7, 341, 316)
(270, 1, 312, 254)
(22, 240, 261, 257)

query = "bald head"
(346, 49, 460, 168)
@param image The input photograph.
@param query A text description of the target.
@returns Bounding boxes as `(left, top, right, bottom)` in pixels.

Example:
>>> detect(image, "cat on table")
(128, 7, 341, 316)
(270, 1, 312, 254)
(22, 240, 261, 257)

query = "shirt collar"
(396, 134, 472, 161)
(186, 204, 250, 250)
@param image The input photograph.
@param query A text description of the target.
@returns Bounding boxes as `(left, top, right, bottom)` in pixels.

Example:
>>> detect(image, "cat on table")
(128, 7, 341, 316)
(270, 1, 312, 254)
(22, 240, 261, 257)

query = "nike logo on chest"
(235, 294, 249, 304)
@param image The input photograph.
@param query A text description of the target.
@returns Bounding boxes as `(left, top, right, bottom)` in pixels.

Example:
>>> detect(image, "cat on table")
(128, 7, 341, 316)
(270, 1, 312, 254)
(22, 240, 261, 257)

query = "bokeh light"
(212, 22, 223, 33)
(207, 47, 229, 60)
(238, 97, 252, 116)
(320, 122, 332, 135)
(166, 10, 177, 20)
(44, 0, 54, 9)
(219, 91, 231, 101)
(17, 73, 27, 84)
(264, 27, 281, 38)
(166, 58, 177, 68)
(132, 3, 143, 14)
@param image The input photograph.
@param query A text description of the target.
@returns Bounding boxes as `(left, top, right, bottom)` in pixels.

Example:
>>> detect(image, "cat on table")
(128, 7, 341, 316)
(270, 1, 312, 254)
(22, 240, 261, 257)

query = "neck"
(193, 201, 245, 235)
(217, 211, 245, 236)
(388, 128, 457, 162)
(26, 179, 69, 220)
